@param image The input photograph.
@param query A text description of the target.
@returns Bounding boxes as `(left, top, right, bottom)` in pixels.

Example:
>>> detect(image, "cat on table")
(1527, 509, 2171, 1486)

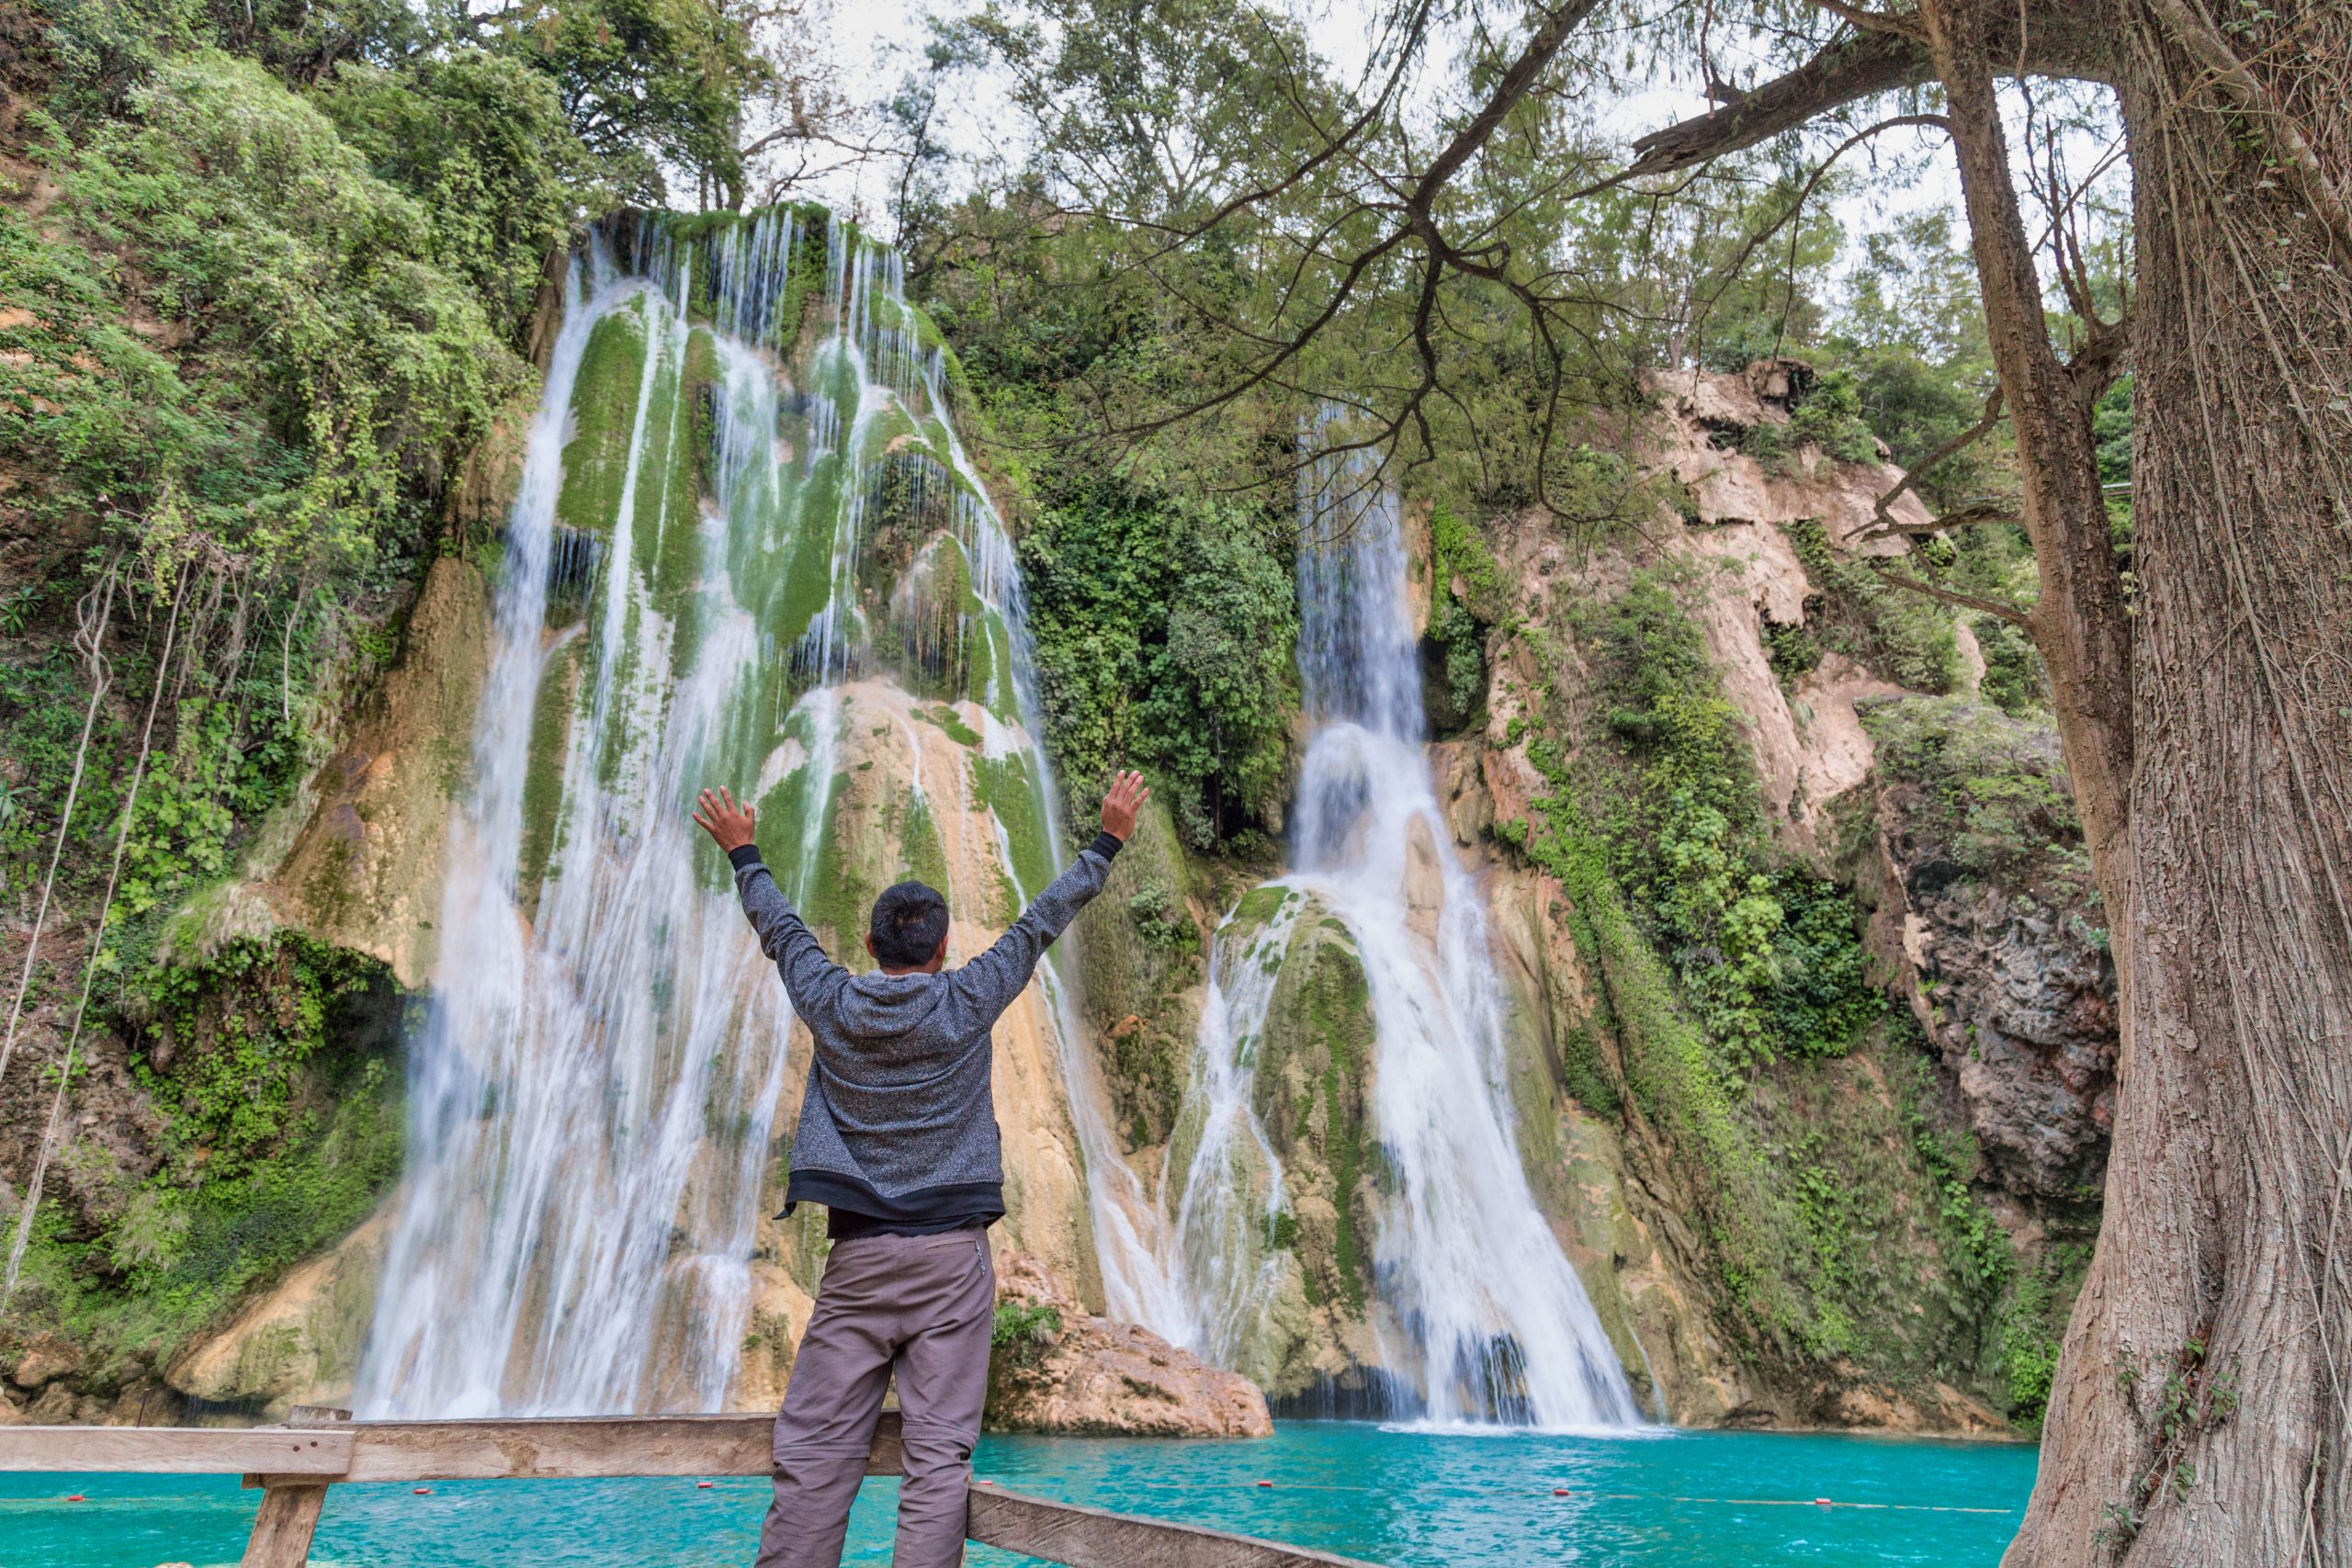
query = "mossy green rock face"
(270, 557, 491, 987)
(1074, 795, 1204, 1152)
(1164, 887, 1384, 1401)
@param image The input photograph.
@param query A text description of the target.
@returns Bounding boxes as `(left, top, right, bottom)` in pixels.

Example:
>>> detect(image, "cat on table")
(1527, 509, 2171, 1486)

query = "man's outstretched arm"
(955, 771, 1150, 1017)
(694, 786, 846, 1011)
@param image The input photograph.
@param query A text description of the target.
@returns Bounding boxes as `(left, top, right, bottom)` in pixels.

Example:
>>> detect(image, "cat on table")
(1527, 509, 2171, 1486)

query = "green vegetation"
(1486, 567, 2040, 1390)
(990, 1300, 1063, 1350)
(971, 751, 1053, 899)
(1015, 488, 1296, 848)
(1422, 506, 1502, 734)
(9, 934, 405, 1384)
(1568, 572, 1883, 1066)
(1737, 368, 1879, 468)
(1861, 695, 2091, 899)
(1780, 520, 1962, 694)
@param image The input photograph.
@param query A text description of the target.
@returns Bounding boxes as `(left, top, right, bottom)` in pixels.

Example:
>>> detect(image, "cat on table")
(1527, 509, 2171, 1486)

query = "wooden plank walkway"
(0, 1407, 1377, 1568)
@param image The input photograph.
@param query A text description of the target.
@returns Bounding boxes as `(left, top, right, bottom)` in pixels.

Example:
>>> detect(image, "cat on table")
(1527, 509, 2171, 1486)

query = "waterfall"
(1159, 430, 1641, 1429)
(1163, 897, 1304, 1370)
(356, 210, 1178, 1416)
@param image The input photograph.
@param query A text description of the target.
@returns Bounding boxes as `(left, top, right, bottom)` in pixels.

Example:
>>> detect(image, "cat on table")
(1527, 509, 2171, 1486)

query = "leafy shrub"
(1786, 368, 1880, 464)
(1972, 615, 2048, 715)
(315, 50, 598, 340)
(1020, 487, 1295, 848)
(1781, 518, 1961, 694)
(1573, 575, 1883, 1064)
(990, 1302, 1063, 1358)
(61, 51, 526, 579)
(1860, 695, 2087, 894)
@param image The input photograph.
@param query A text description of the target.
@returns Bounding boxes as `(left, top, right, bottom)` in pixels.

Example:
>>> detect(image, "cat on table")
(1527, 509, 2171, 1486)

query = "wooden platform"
(0, 1407, 1377, 1567)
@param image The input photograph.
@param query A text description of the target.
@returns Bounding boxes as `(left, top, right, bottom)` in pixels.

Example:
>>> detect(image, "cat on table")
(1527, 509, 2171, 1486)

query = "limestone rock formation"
(1868, 705, 2117, 1201)
(267, 556, 491, 987)
(986, 1252, 1272, 1438)
(165, 1204, 392, 1416)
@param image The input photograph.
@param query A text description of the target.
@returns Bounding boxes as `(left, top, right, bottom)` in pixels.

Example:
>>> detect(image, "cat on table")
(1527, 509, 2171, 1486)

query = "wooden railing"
(0, 1406, 1377, 1568)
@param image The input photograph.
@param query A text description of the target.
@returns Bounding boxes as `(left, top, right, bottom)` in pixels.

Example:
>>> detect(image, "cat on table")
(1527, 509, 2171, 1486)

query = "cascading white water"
(357, 210, 1182, 1416)
(1162, 897, 1304, 1370)
(1291, 454, 1640, 1428)
(1158, 432, 1641, 1429)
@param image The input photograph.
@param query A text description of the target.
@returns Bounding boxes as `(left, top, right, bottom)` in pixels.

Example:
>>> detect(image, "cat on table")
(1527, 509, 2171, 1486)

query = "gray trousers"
(755, 1227, 996, 1568)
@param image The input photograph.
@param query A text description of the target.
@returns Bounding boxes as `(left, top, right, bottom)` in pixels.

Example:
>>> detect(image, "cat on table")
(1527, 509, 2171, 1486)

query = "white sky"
(801, 1, 2108, 315)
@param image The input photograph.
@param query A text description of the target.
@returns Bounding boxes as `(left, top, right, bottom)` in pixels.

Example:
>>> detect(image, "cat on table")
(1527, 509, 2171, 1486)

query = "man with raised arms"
(691, 770, 1150, 1568)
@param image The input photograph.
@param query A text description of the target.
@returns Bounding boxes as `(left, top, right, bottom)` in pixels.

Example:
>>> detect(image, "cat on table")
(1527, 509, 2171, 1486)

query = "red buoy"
(978, 1479, 995, 1486)
(1257, 1481, 1274, 1489)
(65, 1495, 85, 1503)
(413, 1487, 432, 1495)
(696, 1481, 715, 1489)
(1815, 1497, 1832, 1507)
(1553, 1488, 1571, 1496)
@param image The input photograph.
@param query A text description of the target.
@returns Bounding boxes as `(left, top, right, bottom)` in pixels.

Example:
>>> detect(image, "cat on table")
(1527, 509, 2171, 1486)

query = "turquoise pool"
(0, 1422, 2037, 1566)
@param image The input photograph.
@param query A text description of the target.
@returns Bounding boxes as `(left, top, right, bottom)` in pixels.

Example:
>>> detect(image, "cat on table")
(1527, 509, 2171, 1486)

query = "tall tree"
(1629, 6, 2350, 1558)
(947, 0, 2352, 1556)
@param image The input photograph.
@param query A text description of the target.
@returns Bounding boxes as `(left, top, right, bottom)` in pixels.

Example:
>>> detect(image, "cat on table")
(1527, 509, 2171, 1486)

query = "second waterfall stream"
(355, 208, 1637, 1432)
(1159, 442, 1641, 1429)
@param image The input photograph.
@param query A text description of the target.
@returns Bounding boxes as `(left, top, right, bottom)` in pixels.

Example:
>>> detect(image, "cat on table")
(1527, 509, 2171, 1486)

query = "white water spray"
(358, 213, 1182, 1416)
(1158, 434, 1640, 1428)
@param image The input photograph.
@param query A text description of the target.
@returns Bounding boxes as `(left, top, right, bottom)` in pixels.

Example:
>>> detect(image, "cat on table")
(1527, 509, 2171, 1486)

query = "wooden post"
(241, 1407, 346, 1567)
(240, 1482, 329, 1568)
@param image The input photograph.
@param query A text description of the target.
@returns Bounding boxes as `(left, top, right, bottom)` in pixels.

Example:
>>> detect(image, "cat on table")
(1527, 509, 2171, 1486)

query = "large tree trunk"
(2004, 3, 2352, 1562)
(1920, 0, 2136, 921)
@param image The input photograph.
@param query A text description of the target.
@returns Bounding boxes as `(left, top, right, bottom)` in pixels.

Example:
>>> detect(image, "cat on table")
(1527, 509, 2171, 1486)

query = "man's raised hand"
(693, 786, 758, 853)
(1100, 770, 1149, 843)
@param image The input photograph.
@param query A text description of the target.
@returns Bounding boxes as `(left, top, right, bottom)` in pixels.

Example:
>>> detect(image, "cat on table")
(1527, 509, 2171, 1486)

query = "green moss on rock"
(1075, 795, 1203, 1147)
(6, 935, 407, 1390)
(557, 299, 650, 537)
(516, 638, 580, 912)
(1250, 903, 1377, 1319)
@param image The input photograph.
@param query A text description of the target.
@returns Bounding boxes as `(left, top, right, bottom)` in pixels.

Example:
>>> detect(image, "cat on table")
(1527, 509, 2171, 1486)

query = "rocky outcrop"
(1889, 872, 2114, 1201)
(165, 1202, 392, 1416)
(1866, 704, 2116, 1202)
(986, 1252, 1272, 1438)
(267, 556, 491, 987)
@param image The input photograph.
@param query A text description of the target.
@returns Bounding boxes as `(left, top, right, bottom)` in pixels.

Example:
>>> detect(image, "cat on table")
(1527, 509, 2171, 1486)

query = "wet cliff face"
(118, 214, 1138, 1419)
(1403, 364, 2109, 1433)
(1085, 361, 2108, 1433)
(30, 337, 2110, 1438)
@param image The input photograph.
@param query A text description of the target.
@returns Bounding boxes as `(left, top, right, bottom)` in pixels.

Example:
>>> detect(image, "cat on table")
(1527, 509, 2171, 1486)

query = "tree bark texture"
(2002, 3, 2352, 1562)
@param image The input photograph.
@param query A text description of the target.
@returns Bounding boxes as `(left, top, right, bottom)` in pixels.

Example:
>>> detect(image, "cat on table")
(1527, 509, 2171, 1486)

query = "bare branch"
(1864, 384, 2004, 538)
(1871, 561, 2033, 626)
(1625, 32, 1931, 177)
(1626, 8, 2114, 180)
(1866, 497, 2020, 537)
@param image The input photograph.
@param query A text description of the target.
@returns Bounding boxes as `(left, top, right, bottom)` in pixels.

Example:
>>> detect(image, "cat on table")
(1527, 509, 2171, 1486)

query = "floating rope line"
(968, 1475, 2019, 1516)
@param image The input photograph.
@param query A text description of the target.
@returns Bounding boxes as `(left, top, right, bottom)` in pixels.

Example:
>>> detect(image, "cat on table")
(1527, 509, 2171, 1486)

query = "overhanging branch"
(1625, 6, 2112, 180)
(1625, 32, 1930, 176)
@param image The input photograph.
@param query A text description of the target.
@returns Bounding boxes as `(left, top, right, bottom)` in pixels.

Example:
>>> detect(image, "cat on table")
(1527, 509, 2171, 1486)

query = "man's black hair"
(869, 881, 949, 968)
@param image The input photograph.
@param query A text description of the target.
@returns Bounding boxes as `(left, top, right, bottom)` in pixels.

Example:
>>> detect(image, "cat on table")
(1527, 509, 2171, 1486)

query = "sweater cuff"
(727, 843, 766, 872)
(1086, 830, 1125, 862)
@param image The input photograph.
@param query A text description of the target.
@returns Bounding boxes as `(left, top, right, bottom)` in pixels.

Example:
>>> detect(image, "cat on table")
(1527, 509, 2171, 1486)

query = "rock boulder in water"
(985, 1252, 1272, 1438)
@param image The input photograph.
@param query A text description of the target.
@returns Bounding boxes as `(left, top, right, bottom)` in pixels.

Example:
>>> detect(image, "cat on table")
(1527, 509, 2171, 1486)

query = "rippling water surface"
(1, 1422, 2035, 1567)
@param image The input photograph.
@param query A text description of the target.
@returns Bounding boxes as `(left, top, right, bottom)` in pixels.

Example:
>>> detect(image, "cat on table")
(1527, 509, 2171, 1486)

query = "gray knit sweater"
(729, 833, 1120, 1228)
